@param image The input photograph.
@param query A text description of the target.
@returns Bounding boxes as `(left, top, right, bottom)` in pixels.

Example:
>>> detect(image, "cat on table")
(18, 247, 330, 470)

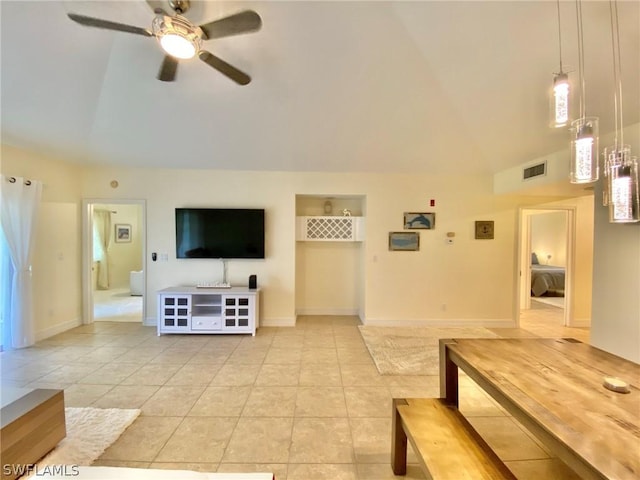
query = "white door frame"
(515, 206, 576, 327)
(82, 198, 147, 324)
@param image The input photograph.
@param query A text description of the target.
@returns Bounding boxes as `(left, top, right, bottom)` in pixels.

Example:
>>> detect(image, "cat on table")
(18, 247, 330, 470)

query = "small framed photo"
(115, 224, 132, 243)
(389, 232, 420, 251)
(475, 221, 494, 239)
(404, 212, 435, 230)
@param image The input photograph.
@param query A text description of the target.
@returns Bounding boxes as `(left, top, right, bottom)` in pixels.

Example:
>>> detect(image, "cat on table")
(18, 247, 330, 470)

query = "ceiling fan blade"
(157, 55, 179, 82)
(67, 13, 152, 37)
(199, 10, 262, 40)
(199, 51, 251, 85)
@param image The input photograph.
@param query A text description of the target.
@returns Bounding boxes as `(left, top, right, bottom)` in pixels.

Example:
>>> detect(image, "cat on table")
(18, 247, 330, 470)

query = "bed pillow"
(531, 252, 539, 265)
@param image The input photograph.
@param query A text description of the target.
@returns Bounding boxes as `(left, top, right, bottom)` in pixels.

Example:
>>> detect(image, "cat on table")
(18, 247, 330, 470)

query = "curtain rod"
(6, 176, 32, 186)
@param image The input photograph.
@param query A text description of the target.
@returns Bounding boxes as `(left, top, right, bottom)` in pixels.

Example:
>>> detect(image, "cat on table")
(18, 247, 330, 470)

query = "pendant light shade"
(609, 156, 640, 223)
(569, 117, 599, 183)
(551, 73, 570, 128)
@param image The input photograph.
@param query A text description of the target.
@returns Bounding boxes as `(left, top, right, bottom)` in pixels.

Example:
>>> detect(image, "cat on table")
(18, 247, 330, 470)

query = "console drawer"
(191, 316, 222, 331)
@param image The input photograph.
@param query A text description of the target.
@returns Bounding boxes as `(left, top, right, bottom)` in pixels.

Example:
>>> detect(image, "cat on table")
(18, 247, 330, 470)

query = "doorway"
(517, 207, 575, 327)
(82, 199, 146, 324)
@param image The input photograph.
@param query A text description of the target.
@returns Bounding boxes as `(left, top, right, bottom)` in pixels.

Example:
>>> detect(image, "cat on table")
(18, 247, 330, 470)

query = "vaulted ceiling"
(1, 1, 639, 175)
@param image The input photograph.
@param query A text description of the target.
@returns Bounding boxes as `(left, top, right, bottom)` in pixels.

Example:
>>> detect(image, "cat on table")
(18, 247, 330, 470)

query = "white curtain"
(93, 209, 111, 290)
(0, 175, 42, 349)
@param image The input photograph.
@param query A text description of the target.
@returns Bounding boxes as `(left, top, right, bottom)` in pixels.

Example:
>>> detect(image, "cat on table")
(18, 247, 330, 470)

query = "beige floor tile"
(120, 363, 182, 386)
(255, 364, 300, 386)
(350, 417, 392, 464)
(466, 416, 550, 462)
(341, 364, 386, 386)
(91, 460, 151, 469)
(337, 347, 375, 365)
(263, 347, 303, 365)
(77, 346, 130, 362)
(165, 363, 221, 385)
(187, 350, 233, 364)
(504, 458, 582, 479)
(36, 363, 104, 384)
(287, 463, 358, 480)
(100, 416, 182, 462)
(217, 463, 286, 479)
(114, 347, 167, 363)
(344, 386, 392, 418)
(226, 347, 269, 365)
(356, 463, 426, 480)
(188, 386, 251, 417)
(77, 362, 141, 385)
(150, 348, 197, 364)
(289, 417, 354, 463)
(63, 383, 114, 407)
(155, 417, 238, 463)
(301, 347, 339, 364)
(458, 385, 508, 417)
(222, 417, 293, 463)
(142, 385, 206, 416)
(271, 335, 304, 349)
(294, 386, 347, 417)
(92, 385, 159, 409)
(242, 386, 297, 417)
(149, 463, 219, 473)
(299, 363, 342, 386)
(210, 363, 261, 386)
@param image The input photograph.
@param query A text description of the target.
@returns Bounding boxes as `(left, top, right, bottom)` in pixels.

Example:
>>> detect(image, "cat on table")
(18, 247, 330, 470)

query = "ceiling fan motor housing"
(169, 0, 190, 14)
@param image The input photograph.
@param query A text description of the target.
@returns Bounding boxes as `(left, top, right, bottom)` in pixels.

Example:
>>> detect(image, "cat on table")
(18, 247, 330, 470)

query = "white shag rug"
(36, 407, 140, 468)
(359, 326, 498, 375)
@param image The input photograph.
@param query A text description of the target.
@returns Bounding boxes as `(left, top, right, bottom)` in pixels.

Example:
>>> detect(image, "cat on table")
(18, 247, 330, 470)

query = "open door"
(517, 207, 576, 327)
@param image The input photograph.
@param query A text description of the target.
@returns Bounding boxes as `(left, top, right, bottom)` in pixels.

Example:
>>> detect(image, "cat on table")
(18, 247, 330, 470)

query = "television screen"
(175, 208, 265, 259)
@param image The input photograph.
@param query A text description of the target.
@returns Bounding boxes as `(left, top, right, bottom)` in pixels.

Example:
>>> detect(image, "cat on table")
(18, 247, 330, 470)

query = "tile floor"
(0, 303, 586, 480)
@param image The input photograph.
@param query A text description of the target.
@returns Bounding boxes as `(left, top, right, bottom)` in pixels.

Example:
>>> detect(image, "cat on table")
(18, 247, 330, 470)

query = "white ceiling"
(1, 1, 639, 175)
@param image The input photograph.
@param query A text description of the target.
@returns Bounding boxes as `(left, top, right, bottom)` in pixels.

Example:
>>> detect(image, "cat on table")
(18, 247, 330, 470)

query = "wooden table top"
(443, 338, 640, 480)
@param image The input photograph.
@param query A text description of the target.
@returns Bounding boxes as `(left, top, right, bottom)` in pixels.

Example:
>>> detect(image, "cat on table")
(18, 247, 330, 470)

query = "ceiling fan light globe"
(160, 34, 196, 59)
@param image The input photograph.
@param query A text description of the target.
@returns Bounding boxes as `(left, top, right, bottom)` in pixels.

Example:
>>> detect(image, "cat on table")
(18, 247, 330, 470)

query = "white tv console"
(157, 286, 260, 336)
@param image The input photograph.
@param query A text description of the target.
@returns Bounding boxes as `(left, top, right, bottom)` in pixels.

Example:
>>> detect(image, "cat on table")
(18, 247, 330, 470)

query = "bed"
(530, 253, 565, 297)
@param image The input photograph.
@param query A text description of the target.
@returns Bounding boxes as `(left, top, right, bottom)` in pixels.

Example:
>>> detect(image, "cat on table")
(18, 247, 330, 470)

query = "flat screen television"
(175, 208, 265, 259)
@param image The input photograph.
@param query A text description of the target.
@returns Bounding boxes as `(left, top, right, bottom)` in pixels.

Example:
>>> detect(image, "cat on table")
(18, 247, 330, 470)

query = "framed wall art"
(389, 232, 420, 251)
(475, 221, 494, 239)
(115, 224, 132, 243)
(404, 212, 435, 230)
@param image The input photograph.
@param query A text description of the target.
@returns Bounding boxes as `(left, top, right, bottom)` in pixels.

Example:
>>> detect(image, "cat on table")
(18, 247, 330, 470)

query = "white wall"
(1, 144, 83, 339)
(97, 203, 143, 289)
(79, 166, 561, 327)
(590, 124, 640, 363)
(531, 211, 567, 267)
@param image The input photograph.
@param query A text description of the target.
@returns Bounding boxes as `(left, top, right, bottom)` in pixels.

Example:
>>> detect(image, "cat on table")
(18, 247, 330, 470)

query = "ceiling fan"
(67, 0, 261, 85)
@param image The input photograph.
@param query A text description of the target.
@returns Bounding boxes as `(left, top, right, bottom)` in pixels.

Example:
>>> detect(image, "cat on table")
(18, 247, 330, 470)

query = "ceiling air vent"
(523, 161, 547, 180)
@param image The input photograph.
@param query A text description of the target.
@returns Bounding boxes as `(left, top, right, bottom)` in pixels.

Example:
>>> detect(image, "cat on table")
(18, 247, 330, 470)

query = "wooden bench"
(391, 398, 516, 479)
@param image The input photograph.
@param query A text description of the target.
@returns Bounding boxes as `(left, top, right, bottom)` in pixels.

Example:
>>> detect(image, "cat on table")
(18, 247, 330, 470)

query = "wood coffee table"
(1, 388, 66, 480)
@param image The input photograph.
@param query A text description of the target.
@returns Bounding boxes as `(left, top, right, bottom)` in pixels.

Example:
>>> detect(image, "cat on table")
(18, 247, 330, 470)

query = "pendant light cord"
(609, 0, 624, 147)
(556, 0, 564, 73)
(575, 0, 586, 118)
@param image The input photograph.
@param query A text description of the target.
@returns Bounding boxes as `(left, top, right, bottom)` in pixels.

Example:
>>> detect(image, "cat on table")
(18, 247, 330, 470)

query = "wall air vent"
(523, 161, 547, 180)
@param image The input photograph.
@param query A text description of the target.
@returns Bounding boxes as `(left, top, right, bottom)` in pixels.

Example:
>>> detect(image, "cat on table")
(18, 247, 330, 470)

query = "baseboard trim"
(143, 317, 156, 327)
(361, 318, 516, 328)
(296, 308, 360, 316)
(36, 318, 82, 342)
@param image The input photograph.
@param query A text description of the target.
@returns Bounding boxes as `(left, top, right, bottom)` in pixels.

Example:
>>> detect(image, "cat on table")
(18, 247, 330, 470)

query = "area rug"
(36, 407, 140, 468)
(359, 326, 498, 375)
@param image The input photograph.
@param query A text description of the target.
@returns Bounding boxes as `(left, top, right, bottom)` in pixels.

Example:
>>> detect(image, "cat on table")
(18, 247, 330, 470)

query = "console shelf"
(157, 286, 259, 336)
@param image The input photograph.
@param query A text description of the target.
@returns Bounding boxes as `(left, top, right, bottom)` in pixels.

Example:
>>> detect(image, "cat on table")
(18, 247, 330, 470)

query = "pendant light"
(550, 0, 570, 128)
(604, 0, 639, 222)
(569, 0, 598, 184)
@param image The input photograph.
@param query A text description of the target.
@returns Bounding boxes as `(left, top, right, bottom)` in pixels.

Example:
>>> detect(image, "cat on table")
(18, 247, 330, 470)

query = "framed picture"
(475, 221, 494, 239)
(404, 212, 435, 230)
(389, 231, 420, 251)
(115, 224, 132, 243)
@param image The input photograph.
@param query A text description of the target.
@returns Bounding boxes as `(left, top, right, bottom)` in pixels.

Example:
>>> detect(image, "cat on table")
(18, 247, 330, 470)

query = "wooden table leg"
(439, 339, 459, 407)
(391, 398, 408, 475)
